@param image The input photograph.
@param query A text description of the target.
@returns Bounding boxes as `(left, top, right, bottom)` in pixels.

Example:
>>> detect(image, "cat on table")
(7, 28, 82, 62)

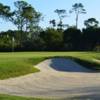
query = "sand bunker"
(0, 58, 100, 99)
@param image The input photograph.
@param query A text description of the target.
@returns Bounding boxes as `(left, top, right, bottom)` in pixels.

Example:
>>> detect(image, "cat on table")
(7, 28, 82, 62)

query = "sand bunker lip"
(36, 58, 92, 72)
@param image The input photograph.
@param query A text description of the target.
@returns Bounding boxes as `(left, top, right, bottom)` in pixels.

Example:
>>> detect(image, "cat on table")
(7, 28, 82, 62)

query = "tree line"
(0, 1, 100, 51)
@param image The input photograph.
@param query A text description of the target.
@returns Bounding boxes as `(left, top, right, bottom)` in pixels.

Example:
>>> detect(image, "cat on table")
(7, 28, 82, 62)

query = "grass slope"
(0, 55, 45, 79)
(0, 52, 100, 79)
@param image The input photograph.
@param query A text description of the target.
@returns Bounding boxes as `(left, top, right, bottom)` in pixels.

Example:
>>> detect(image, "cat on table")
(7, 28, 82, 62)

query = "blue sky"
(0, 0, 100, 31)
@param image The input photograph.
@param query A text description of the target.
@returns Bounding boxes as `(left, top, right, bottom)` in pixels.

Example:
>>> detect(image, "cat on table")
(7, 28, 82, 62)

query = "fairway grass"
(0, 52, 100, 79)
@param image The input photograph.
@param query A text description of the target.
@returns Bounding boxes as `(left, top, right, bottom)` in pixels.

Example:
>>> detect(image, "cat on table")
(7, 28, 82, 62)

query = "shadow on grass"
(73, 57, 100, 72)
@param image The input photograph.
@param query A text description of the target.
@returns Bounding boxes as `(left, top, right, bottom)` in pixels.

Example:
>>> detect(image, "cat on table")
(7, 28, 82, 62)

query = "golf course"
(0, 52, 100, 100)
(0, 0, 100, 99)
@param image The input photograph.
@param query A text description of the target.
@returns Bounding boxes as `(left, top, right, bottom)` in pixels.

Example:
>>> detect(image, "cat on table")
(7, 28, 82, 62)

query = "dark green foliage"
(63, 27, 82, 50)
(82, 27, 100, 50)
(74, 58, 100, 71)
(40, 28, 63, 51)
(84, 18, 99, 28)
(0, 26, 100, 51)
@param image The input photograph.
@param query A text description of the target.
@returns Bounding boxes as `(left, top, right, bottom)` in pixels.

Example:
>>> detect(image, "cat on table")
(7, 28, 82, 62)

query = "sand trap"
(0, 58, 100, 99)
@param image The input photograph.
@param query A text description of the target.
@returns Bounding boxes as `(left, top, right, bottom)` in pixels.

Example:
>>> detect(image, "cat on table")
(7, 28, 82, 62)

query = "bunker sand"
(0, 58, 100, 99)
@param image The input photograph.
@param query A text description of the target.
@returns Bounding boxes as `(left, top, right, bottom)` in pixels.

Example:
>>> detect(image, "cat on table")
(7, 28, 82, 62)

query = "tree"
(9, 1, 41, 46)
(49, 19, 56, 28)
(84, 18, 99, 28)
(0, 3, 13, 23)
(54, 9, 67, 29)
(11, 1, 28, 31)
(70, 3, 86, 29)
(63, 27, 82, 50)
(40, 28, 63, 50)
(22, 6, 41, 34)
(82, 27, 100, 51)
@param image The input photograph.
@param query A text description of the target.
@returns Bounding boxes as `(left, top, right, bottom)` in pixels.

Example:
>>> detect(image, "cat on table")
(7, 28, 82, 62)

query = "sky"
(0, 0, 100, 31)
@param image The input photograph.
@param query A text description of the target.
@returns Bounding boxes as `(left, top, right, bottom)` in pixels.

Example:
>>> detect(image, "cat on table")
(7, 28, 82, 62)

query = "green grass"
(0, 54, 45, 79)
(0, 94, 51, 100)
(0, 52, 100, 79)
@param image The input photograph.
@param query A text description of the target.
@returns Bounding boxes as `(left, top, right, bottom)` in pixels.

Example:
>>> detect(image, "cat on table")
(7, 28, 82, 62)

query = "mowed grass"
(0, 53, 45, 79)
(0, 94, 51, 100)
(0, 52, 100, 79)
